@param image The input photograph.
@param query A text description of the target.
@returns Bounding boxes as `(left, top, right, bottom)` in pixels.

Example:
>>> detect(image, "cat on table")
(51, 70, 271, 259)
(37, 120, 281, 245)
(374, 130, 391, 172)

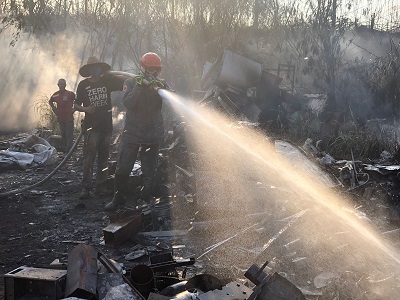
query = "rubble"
(2, 242, 307, 299)
(104, 284, 138, 300)
(3, 120, 400, 299)
(97, 273, 124, 300)
(3, 50, 400, 300)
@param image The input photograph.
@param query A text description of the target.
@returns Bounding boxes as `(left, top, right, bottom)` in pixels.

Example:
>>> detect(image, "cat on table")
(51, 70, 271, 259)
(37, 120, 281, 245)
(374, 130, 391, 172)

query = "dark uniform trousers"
(59, 120, 74, 154)
(115, 140, 159, 199)
(82, 131, 111, 189)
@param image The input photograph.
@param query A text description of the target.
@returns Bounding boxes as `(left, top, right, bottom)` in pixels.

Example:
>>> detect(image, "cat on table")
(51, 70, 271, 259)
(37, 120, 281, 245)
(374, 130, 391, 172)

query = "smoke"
(344, 26, 400, 61)
(0, 28, 87, 132)
(337, 27, 400, 121)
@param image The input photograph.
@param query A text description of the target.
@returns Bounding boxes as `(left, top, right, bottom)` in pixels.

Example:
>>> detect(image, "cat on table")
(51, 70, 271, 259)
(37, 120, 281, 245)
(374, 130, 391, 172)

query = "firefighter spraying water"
(105, 52, 171, 211)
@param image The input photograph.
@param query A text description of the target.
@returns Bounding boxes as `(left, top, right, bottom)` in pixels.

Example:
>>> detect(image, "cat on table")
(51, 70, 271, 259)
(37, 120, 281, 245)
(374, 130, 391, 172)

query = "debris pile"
(4, 243, 305, 300)
(3, 50, 400, 300)
(200, 48, 301, 129)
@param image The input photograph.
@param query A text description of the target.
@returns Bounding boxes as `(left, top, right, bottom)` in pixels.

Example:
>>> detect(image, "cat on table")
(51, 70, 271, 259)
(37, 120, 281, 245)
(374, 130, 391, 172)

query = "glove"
(144, 79, 165, 90)
(135, 74, 165, 89)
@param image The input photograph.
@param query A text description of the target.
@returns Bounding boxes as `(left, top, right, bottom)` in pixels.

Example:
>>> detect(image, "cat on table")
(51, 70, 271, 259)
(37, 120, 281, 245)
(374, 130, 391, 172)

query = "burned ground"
(1, 128, 400, 300)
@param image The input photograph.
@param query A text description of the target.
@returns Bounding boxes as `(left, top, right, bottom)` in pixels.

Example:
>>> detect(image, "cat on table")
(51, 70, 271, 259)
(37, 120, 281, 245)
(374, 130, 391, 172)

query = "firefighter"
(105, 52, 169, 211)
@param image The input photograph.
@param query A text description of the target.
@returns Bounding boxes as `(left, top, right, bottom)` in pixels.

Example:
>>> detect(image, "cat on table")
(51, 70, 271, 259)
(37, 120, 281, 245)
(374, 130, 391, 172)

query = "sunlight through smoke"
(159, 88, 400, 297)
(0, 29, 87, 131)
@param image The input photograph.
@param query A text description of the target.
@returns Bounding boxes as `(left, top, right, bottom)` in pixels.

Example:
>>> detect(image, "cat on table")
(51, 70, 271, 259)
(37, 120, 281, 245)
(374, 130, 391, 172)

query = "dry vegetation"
(31, 93, 59, 131)
(1, 3, 400, 299)
(1, 0, 400, 156)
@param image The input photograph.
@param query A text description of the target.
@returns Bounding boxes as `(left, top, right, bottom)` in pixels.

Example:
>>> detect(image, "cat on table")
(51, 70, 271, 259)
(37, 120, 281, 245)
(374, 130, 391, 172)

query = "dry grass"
(282, 113, 399, 160)
(31, 93, 59, 132)
(324, 130, 397, 160)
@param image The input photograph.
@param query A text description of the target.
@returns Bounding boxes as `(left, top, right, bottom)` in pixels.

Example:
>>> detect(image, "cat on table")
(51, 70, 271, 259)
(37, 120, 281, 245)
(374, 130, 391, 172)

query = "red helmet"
(140, 52, 162, 69)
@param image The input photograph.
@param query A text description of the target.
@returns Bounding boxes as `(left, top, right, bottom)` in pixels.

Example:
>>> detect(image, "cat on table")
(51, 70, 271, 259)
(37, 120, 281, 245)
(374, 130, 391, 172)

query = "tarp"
(0, 134, 57, 170)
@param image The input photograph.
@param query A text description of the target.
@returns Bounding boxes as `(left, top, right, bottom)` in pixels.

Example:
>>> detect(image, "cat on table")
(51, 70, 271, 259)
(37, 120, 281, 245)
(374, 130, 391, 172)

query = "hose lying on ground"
(0, 131, 83, 198)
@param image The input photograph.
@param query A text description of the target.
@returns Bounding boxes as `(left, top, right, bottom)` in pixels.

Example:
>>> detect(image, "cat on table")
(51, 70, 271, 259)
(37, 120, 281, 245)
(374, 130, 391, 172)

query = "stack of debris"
(3, 243, 305, 300)
(200, 48, 302, 129)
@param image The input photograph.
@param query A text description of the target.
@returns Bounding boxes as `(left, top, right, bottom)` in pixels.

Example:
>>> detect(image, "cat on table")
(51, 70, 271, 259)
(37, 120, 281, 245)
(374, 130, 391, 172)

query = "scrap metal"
(98, 251, 146, 300)
(197, 281, 253, 300)
(245, 264, 306, 300)
(103, 208, 143, 247)
(4, 266, 67, 300)
(65, 244, 98, 298)
(130, 264, 156, 298)
(150, 257, 195, 273)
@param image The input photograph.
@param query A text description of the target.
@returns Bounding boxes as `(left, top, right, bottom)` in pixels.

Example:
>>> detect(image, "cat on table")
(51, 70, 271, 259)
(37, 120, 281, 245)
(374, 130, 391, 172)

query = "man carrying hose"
(105, 52, 170, 211)
(74, 56, 124, 199)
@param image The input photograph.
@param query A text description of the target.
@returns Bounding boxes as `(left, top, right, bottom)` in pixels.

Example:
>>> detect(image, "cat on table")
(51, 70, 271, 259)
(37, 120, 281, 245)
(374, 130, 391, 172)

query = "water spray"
(154, 88, 400, 284)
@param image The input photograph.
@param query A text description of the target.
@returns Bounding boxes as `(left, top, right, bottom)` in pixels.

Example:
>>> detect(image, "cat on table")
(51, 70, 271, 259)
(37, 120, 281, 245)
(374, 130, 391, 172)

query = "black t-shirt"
(76, 75, 123, 132)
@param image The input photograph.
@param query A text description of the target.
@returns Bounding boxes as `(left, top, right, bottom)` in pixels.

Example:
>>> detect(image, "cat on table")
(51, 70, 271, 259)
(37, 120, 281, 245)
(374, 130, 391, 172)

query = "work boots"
(104, 191, 126, 211)
(104, 174, 127, 211)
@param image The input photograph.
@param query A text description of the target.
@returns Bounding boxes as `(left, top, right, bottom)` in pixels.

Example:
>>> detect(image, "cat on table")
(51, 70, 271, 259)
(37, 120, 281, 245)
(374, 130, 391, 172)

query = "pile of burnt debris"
(3, 50, 400, 299)
(4, 242, 305, 300)
(0, 121, 307, 300)
(3, 122, 400, 299)
(199, 49, 299, 126)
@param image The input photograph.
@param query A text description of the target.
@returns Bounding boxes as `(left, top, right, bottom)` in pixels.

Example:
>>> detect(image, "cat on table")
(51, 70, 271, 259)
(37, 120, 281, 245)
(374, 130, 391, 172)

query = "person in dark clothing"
(105, 52, 169, 211)
(74, 56, 124, 199)
(49, 78, 75, 154)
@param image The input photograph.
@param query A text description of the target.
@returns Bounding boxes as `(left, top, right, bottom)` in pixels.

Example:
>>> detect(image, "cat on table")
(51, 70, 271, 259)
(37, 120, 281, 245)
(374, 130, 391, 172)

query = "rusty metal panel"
(4, 266, 67, 300)
(65, 244, 98, 298)
(103, 210, 143, 247)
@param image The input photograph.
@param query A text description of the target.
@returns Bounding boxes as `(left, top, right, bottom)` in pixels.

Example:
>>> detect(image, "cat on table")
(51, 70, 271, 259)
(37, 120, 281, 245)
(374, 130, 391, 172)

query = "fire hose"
(0, 131, 83, 198)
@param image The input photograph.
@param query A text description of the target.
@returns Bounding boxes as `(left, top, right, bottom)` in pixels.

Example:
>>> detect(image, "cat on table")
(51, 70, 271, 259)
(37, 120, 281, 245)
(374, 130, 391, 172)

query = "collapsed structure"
(200, 48, 302, 128)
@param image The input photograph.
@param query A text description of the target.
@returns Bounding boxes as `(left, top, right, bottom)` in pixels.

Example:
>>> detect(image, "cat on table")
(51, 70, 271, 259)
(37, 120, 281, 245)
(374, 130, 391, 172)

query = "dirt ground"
(0, 146, 112, 299)
(2, 131, 400, 300)
(0, 134, 201, 300)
